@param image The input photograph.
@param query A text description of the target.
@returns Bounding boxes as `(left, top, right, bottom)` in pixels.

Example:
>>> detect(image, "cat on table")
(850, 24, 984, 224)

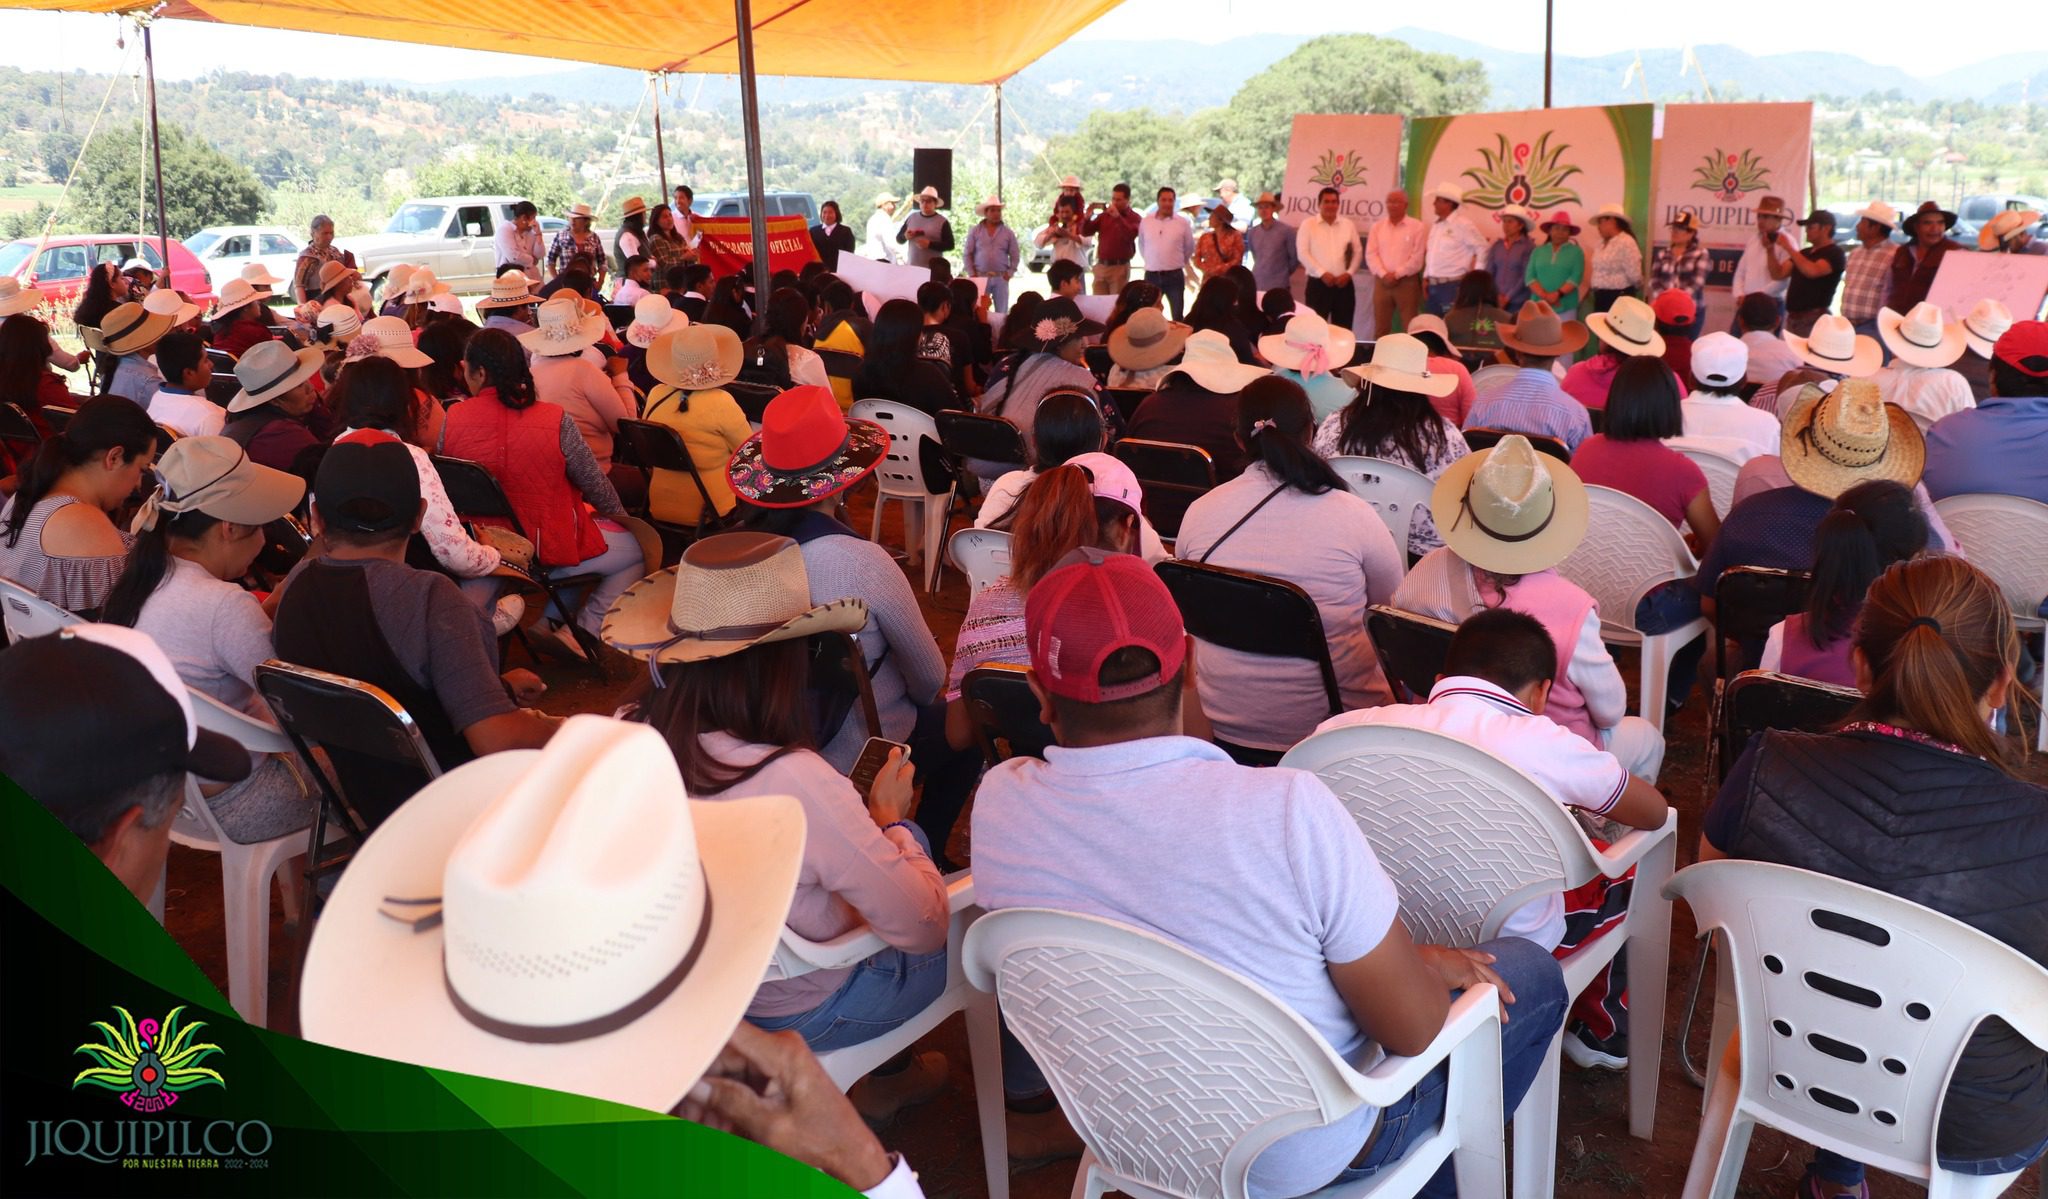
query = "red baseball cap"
(1651, 289, 1697, 326)
(1992, 320, 2048, 378)
(1025, 550, 1186, 702)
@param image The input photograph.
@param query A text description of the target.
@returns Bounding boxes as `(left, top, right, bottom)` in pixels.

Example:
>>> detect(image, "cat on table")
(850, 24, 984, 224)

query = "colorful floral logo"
(1461, 133, 1583, 211)
(72, 1006, 223, 1114)
(1307, 149, 1369, 191)
(1691, 148, 1772, 202)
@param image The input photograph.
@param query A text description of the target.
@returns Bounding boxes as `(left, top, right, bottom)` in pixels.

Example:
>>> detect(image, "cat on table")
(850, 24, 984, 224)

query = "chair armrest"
(773, 873, 977, 976)
(1353, 984, 1500, 1103)
(1594, 808, 1679, 878)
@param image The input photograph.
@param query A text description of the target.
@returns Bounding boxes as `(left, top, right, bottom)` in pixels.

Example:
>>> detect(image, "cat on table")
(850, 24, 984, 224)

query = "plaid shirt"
(1650, 243, 1709, 301)
(547, 229, 607, 278)
(1839, 242, 1897, 323)
(292, 242, 345, 303)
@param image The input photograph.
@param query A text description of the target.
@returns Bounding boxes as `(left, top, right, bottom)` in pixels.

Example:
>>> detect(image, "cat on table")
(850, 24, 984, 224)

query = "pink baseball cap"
(1025, 551, 1186, 703)
(1065, 451, 1144, 514)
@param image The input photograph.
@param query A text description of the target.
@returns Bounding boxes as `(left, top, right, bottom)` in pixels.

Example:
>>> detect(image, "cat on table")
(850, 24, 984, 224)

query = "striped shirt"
(1464, 367, 1593, 450)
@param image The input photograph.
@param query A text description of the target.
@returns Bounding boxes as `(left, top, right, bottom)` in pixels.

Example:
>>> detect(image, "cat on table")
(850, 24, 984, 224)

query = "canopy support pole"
(1542, 0, 1554, 109)
(653, 74, 669, 201)
(734, 0, 771, 334)
(142, 20, 169, 268)
(994, 84, 1004, 202)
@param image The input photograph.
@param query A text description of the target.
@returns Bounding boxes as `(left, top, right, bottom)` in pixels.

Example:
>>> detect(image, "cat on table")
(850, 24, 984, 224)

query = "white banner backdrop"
(1281, 114, 1404, 338)
(1655, 102, 1812, 329)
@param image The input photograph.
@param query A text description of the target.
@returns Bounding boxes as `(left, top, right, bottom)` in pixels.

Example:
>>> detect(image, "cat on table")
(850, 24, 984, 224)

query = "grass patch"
(0, 184, 64, 215)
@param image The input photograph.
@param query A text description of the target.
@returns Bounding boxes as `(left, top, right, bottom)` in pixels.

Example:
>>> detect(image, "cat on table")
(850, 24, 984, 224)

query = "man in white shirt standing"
(865, 193, 900, 264)
(1422, 182, 1489, 317)
(1366, 189, 1428, 337)
(493, 200, 545, 277)
(1730, 194, 1795, 329)
(1296, 186, 1363, 331)
(1139, 186, 1196, 321)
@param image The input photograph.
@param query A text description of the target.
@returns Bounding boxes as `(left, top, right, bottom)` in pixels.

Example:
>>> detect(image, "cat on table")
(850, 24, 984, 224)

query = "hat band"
(1453, 481, 1556, 544)
(439, 882, 712, 1045)
(1805, 340, 1859, 365)
(139, 446, 251, 531)
(101, 308, 154, 347)
(1800, 395, 1889, 470)
(1607, 320, 1652, 347)
(242, 358, 303, 399)
(1901, 324, 1943, 349)
(1964, 317, 2006, 343)
(1125, 327, 1166, 349)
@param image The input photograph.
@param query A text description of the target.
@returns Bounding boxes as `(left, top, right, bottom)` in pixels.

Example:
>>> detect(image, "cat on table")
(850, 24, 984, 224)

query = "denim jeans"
(749, 825, 951, 1053)
(1425, 282, 1461, 317)
(545, 523, 645, 636)
(1328, 937, 1570, 1198)
(1146, 269, 1186, 321)
(1812, 1127, 2048, 1187)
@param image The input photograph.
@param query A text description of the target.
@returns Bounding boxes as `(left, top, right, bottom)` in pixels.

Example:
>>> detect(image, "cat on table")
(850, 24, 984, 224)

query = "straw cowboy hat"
(1979, 209, 2042, 250)
(143, 286, 201, 329)
(357, 315, 433, 368)
(1855, 200, 1899, 231)
(620, 196, 648, 219)
(399, 268, 452, 304)
(1877, 303, 1966, 369)
(1587, 295, 1666, 358)
(1429, 181, 1464, 207)
(210, 277, 264, 321)
(914, 186, 942, 204)
(518, 296, 609, 357)
(974, 195, 1004, 218)
(1107, 307, 1190, 371)
(1780, 378, 1924, 499)
(1498, 300, 1590, 358)
(1961, 299, 2014, 359)
(477, 270, 542, 310)
(316, 260, 361, 295)
(1906, 199, 1957, 232)
(603, 531, 868, 664)
(647, 323, 743, 391)
(873, 192, 898, 208)
(1784, 313, 1882, 377)
(0, 277, 45, 317)
(95, 301, 175, 356)
(625, 294, 689, 350)
(227, 340, 325, 413)
(725, 386, 889, 510)
(1344, 332, 1458, 398)
(298, 714, 804, 1113)
(566, 203, 596, 222)
(1060, 175, 1081, 189)
(239, 261, 284, 290)
(1540, 210, 1582, 235)
(1258, 310, 1355, 378)
(1430, 434, 1589, 576)
(1170, 330, 1271, 393)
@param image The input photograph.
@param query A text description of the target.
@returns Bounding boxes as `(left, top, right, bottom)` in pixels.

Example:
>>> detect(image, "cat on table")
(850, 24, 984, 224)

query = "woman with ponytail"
(1177, 375, 1406, 761)
(0, 395, 160, 612)
(1759, 479, 1928, 686)
(1703, 555, 2048, 1199)
(100, 436, 315, 843)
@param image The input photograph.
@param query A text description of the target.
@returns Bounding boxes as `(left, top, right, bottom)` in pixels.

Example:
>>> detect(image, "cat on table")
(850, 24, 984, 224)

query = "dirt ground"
(158, 487, 2043, 1199)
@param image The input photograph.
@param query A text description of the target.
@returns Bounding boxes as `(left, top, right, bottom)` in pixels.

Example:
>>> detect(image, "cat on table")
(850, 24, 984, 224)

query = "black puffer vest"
(1725, 728, 2048, 1160)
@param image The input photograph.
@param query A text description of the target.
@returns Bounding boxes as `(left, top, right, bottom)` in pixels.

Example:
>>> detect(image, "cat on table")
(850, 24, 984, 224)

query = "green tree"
(68, 121, 264, 236)
(411, 149, 574, 215)
(40, 130, 81, 183)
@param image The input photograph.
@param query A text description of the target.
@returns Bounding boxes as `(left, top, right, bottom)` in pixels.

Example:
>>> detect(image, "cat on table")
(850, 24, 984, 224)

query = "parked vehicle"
(688, 192, 820, 224)
(336, 196, 535, 296)
(1953, 193, 2048, 247)
(0, 234, 215, 307)
(184, 225, 305, 294)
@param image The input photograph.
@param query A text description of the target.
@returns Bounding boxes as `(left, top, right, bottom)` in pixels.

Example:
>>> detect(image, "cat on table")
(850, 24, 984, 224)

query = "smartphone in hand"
(849, 736, 910, 798)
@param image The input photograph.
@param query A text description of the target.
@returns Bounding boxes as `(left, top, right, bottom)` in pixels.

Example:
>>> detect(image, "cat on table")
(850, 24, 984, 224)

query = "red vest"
(441, 388, 605, 567)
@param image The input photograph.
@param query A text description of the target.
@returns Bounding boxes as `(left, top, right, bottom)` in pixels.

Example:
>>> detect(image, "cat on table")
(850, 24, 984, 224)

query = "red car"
(0, 233, 216, 309)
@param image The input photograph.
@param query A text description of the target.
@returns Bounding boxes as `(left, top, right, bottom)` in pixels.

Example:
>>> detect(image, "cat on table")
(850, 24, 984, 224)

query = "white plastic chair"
(1555, 484, 1712, 725)
(946, 526, 1012, 597)
(1933, 492, 2048, 751)
(763, 874, 1009, 1199)
(1281, 723, 1677, 1199)
(0, 577, 79, 641)
(964, 907, 1508, 1199)
(1672, 444, 1741, 519)
(851, 399, 956, 593)
(1664, 860, 2048, 1199)
(1329, 455, 1436, 550)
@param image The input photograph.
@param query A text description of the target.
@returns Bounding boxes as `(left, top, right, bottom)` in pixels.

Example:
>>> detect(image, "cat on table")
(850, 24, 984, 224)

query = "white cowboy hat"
(1594, 202, 1629, 222)
(1169, 330, 1272, 394)
(603, 532, 867, 665)
(399, 268, 452, 304)
(1497, 204, 1535, 231)
(625, 294, 689, 349)
(1429, 181, 1464, 206)
(0, 277, 46, 317)
(141, 286, 201, 328)
(1586, 295, 1667, 359)
(1431, 435, 1589, 576)
(358, 315, 433, 368)
(239, 261, 284, 290)
(915, 186, 941, 203)
(94, 301, 175, 356)
(298, 715, 805, 1114)
(210, 277, 264, 321)
(1344, 332, 1457, 398)
(519, 295, 609, 357)
(974, 195, 1004, 217)
(566, 203, 596, 221)
(1961, 299, 2014, 359)
(872, 192, 898, 208)
(1258, 311, 1356, 378)
(227, 340, 325, 412)
(1877, 303, 1966, 369)
(1783, 314, 1882, 378)
(1855, 200, 1899, 230)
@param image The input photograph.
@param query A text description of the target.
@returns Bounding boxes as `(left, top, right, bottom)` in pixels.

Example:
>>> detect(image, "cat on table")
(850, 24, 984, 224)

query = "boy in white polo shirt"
(1316, 608, 1671, 1074)
(971, 550, 1567, 1199)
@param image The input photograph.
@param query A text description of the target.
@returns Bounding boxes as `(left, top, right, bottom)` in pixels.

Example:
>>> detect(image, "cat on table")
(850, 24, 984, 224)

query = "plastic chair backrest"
(1328, 455, 1436, 548)
(430, 455, 522, 528)
(960, 662, 1052, 762)
(1364, 604, 1459, 704)
(1674, 444, 1742, 518)
(961, 907, 1374, 1199)
(947, 527, 1013, 597)
(1156, 559, 1342, 715)
(816, 347, 862, 380)
(1715, 567, 1813, 646)
(40, 405, 77, 433)
(935, 409, 1028, 469)
(1462, 428, 1570, 463)
(204, 346, 238, 370)
(1112, 438, 1215, 539)
(1665, 859, 2048, 1182)
(1716, 670, 1861, 785)
(1280, 722, 1602, 946)
(849, 399, 944, 498)
(254, 659, 442, 834)
(1933, 493, 2048, 623)
(189, 687, 294, 755)
(0, 578, 79, 642)
(616, 418, 721, 523)
(204, 373, 242, 409)
(0, 401, 42, 452)
(725, 380, 781, 424)
(1556, 484, 1700, 627)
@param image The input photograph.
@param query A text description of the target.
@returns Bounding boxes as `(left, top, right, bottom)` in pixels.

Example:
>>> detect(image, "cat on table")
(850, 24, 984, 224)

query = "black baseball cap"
(0, 624, 250, 815)
(314, 430, 421, 535)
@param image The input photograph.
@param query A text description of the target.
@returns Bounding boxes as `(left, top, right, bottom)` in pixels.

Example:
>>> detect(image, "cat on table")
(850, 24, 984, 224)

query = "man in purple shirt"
(1922, 320, 2048, 505)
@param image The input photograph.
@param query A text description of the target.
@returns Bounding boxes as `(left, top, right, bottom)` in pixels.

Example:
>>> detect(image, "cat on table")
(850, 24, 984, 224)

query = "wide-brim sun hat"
(0, 278, 46, 317)
(142, 287, 202, 329)
(299, 715, 805, 1114)
(1780, 378, 1924, 499)
(1344, 332, 1457, 398)
(1258, 311, 1356, 377)
(1540, 211, 1582, 235)
(1430, 435, 1589, 576)
(477, 270, 542, 311)
(1497, 301, 1590, 357)
(1784, 314, 1882, 377)
(96, 301, 176, 356)
(400, 269, 452, 304)
(1170, 329, 1271, 393)
(725, 385, 890, 510)
(227, 342, 325, 413)
(1107, 307, 1189, 370)
(361, 315, 433, 368)
(240, 262, 285, 289)
(317, 260, 361, 295)
(603, 531, 868, 664)
(1907, 200, 1957, 232)
(648, 323, 743, 390)
(974, 195, 1004, 218)
(566, 203, 595, 221)
(1856, 201, 1899, 230)
(1877, 303, 1966, 369)
(626, 295, 689, 349)
(211, 278, 264, 321)
(1961, 300, 2014, 359)
(1586, 295, 1667, 358)
(621, 196, 648, 218)
(519, 296, 609, 357)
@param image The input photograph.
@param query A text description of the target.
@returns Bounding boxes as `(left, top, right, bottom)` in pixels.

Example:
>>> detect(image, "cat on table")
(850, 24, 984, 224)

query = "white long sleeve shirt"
(1365, 216, 1428, 280)
(864, 210, 899, 263)
(1731, 232, 1795, 299)
(1138, 212, 1194, 271)
(1424, 213, 1490, 280)
(1297, 216, 1363, 280)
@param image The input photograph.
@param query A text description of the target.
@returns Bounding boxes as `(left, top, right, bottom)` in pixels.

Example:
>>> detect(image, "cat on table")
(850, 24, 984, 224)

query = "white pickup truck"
(338, 196, 573, 297)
